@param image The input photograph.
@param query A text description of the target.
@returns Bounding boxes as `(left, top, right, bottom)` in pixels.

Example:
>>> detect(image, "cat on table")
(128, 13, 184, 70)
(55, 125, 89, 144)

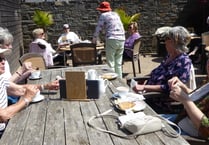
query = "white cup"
(98, 79, 109, 95)
(116, 86, 129, 99)
(87, 69, 97, 80)
(32, 90, 41, 101)
(31, 70, 41, 78)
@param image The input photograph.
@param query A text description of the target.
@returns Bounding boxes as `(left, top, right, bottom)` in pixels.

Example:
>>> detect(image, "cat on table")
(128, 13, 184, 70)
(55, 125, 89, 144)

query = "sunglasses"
(0, 56, 5, 62)
(165, 36, 171, 41)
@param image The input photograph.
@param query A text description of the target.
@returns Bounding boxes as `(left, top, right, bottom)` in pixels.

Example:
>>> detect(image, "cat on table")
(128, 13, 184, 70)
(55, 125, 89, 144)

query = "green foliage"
(115, 8, 140, 31)
(32, 10, 54, 29)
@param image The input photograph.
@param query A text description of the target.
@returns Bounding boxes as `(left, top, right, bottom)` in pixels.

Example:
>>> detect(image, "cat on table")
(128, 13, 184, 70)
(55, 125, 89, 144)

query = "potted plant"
(32, 10, 54, 39)
(115, 8, 140, 31)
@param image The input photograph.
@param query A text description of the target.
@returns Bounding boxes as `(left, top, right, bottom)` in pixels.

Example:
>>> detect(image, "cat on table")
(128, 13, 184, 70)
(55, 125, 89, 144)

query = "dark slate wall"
(20, 0, 209, 53)
(0, 0, 23, 73)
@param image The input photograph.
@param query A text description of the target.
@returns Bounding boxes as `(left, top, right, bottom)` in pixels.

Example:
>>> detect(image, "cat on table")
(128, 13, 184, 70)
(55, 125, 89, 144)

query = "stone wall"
(0, 0, 23, 73)
(21, 0, 209, 54)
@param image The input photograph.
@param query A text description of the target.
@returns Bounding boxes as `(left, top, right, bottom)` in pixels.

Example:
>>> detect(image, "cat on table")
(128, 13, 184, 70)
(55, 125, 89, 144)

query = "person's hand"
(133, 84, 144, 93)
(168, 76, 184, 88)
(22, 62, 33, 71)
(44, 80, 59, 90)
(19, 62, 35, 76)
(168, 76, 192, 94)
(23, 85, 39, 102)
(169, 84, 189, 103)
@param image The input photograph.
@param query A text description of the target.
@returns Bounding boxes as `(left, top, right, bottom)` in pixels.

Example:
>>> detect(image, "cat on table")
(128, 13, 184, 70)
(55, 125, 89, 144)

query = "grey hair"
(167, 26, 191, 53)
(0, 27, 13, 47)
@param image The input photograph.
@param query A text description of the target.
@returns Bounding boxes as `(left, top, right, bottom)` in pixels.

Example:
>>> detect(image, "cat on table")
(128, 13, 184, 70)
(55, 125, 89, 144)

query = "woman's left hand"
(170, 85, 189, 103)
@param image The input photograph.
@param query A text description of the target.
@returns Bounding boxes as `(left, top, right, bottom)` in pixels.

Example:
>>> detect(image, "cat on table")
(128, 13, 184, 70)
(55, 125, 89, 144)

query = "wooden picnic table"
(0, 64, 190, 145)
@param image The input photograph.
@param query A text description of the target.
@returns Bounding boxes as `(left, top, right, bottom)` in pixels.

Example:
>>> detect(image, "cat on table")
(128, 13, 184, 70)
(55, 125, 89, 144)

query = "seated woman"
(168, 76, 209, 140)
(29, 28, 55, 67)
(123, 22, 141, 59)
(0, 27, 34, 84)
(133, 26, 192, 94)
(0, 48, 60, 137)
(29, 28, 62, 67)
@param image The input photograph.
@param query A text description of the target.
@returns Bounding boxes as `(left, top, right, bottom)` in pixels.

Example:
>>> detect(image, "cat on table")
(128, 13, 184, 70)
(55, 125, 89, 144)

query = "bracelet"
(143, 85, 145, 91)
(41, 84, 45, 91)
(16, 71, 22, 77)
(143, 85, 146, 93)
(23, 97, 30, 107)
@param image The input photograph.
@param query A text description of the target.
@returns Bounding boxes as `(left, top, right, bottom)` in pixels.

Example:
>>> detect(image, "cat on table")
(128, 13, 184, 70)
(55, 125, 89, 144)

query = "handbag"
(87, 110, 181, 139)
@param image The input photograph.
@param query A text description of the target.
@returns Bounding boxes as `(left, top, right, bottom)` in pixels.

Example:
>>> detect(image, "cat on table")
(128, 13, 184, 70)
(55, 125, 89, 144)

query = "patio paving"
(122, 53, 162, 79)
(67, 52, 206, 86)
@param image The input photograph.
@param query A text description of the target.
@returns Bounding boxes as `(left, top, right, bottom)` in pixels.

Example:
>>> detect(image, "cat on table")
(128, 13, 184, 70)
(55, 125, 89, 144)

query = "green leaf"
(114, 8, 140, 31)
(32, 10, 54, 29)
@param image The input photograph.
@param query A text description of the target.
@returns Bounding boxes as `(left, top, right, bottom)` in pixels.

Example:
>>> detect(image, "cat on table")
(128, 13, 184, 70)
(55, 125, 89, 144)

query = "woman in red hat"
(92, 1, 125, 78)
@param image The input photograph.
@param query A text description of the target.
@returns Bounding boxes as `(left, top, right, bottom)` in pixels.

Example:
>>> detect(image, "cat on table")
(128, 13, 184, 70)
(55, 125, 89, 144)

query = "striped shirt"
(0, 76, 9, 131)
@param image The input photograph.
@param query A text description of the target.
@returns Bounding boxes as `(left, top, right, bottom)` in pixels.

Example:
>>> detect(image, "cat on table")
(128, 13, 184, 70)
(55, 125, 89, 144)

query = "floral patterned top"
(124, 33, 141, 58)
(146, 53, 192, 93)
(93, 11, 125, 41)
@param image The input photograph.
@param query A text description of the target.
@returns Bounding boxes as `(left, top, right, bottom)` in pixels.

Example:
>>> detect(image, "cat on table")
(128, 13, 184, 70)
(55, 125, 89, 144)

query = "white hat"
(63, 24, 69, 29)
(0, 48, 11, 55)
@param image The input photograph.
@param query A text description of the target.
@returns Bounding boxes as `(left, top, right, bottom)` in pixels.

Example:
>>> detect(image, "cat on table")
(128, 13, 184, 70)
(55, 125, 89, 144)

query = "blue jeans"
(161, 114, 189, 135)
(8, 96, 20, 105)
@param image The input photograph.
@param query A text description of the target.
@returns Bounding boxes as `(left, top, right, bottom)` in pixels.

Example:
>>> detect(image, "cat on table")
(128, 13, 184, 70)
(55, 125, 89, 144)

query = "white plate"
(32, 94, 45, 103)
(112, 92, 145, 101)
(29, 76, 42, 80)
(101, 73, 118, 80)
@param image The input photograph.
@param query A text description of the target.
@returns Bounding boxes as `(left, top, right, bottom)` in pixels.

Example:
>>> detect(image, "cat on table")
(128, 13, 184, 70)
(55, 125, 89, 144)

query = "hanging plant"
(115, 8, 140, 31)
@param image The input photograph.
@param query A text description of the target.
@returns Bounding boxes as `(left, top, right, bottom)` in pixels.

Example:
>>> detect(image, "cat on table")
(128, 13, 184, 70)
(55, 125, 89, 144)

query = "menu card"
(65, 71, 87, 101)
(188, 83, 209, 101)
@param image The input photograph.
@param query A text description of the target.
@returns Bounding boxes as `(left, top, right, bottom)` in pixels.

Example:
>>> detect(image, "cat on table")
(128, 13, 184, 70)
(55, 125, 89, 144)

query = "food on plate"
(101, 73, 117, 79)
(118, 101, 135, 110)
(102, 74, 113, 79)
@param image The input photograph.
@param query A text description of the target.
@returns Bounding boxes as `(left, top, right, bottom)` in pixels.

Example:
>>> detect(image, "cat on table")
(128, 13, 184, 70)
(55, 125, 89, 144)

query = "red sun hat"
(96, 1, 112, 11)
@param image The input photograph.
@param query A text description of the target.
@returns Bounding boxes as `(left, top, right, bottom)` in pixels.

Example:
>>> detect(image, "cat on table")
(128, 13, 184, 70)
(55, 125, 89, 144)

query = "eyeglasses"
(0, 56, 5, 62)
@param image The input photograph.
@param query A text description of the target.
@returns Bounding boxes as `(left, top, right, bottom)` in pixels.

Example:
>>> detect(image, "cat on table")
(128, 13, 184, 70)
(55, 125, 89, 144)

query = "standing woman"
(92, 1, 125, 78)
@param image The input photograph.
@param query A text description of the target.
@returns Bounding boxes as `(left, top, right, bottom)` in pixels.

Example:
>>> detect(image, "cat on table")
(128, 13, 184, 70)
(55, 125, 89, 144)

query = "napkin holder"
(86, 80, 100, 99)
(59, 79, 100, 99)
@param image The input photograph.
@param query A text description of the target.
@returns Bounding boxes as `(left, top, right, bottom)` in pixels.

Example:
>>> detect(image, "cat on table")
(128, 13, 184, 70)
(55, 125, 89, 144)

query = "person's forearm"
(9, 70, 23, 83)
(144, 85, 162, 92)
(0, 98, 28, 122)
(7, 82, 26, 96)
(180, 83, 193, 94)
(37, 83, 50, 91)
(183, 100, 204, 129)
